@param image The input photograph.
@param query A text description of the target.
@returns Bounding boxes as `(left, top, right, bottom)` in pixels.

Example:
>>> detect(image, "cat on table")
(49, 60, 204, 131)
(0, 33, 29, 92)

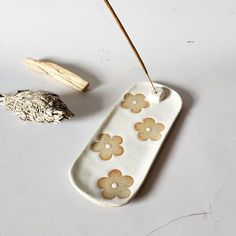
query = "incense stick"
(103, 0, 157, 93)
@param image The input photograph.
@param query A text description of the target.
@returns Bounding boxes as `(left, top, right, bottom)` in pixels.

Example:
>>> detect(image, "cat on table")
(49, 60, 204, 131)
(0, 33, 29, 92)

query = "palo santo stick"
(24, 58, 89, 92)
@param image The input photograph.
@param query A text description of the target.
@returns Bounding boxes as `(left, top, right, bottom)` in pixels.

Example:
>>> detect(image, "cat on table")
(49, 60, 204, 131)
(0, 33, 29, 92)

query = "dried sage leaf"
(0, 90, 74, 123)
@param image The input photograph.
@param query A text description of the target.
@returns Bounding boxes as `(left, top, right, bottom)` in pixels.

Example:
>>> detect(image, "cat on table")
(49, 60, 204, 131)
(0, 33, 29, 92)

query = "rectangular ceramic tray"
(70, 82, 182, 207)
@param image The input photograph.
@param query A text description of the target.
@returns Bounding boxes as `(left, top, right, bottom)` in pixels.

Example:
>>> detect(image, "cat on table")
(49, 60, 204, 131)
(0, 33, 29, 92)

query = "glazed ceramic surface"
(70, 82, 182, 207)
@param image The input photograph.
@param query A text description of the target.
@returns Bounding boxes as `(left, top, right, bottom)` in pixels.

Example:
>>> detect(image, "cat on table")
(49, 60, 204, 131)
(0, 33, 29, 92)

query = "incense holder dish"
(70, 82, 182, 207)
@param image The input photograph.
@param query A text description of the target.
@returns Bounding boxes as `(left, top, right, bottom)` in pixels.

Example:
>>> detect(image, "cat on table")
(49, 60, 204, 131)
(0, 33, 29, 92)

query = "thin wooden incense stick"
(103, 0, 157, 93)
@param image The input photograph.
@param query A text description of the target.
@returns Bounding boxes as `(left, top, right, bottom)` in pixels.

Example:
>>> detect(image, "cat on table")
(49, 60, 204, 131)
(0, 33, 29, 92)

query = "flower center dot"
(105, 143, 111, 149)
(111, 182, 118, 189)
(132, 100, 137, 105)
(145, 127, 151, 132)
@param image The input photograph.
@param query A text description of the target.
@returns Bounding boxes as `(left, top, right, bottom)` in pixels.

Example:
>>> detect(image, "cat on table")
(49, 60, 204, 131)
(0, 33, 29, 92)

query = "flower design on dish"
(97, 169, 134, 199)
(91, 134, 124, 160)
(121, 93, 149, 113)
(134, 118, 165, 141)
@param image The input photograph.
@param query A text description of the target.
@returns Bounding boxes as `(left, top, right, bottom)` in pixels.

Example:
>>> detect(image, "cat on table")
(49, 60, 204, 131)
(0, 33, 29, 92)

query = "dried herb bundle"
(0, 90, 74, 123)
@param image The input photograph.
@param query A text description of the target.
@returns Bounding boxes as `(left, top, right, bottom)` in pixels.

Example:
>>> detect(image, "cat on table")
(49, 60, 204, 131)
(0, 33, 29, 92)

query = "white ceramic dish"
(70, 82, 182, 207)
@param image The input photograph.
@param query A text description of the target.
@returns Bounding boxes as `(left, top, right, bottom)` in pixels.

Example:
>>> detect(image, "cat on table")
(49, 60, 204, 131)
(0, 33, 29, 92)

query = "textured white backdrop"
(0, 0, 235, 235)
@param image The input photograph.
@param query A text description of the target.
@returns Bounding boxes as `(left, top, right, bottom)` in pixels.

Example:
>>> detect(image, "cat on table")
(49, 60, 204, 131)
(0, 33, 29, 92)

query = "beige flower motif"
(91, 134, 124, 160)
(134, 118, 165, 141)
(97, 169, 134, 199)
(121, 93, 149, 113)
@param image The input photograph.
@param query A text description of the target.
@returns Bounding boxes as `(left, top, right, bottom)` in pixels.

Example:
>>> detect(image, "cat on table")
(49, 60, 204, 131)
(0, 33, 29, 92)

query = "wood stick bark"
(24, 58, 89, 92)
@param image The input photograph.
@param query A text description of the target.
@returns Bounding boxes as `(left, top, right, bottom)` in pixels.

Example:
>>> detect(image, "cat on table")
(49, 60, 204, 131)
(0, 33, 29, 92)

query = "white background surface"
(0, 0, 235, 235)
